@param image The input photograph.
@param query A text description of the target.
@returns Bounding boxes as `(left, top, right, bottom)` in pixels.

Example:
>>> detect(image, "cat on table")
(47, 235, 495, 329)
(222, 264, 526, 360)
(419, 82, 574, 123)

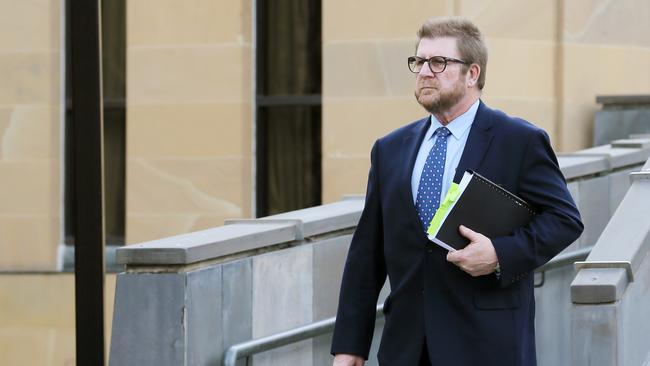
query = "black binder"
(428, 170, 536, 251)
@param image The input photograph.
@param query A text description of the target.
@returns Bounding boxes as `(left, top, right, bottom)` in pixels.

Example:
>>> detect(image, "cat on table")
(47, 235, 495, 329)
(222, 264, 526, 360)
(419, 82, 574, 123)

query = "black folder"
(427, 171, 536, 251)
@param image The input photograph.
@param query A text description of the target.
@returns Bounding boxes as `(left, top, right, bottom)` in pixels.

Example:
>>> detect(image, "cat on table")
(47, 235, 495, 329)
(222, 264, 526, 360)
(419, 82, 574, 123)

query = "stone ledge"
(596, 94, 650, 107)
(262, 200, 363, 237)
(558, 155, 610, 180)
(584, 178, 650, 273)
(611, 138, 650, 149)
(571, 268, 628, 303)
(116, 221, 299, 265)
(115, 200, 364, 266)
(559, 142, 650, 174)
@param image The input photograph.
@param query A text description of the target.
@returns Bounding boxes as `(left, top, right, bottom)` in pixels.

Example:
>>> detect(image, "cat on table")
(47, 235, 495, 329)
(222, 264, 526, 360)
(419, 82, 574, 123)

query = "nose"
(418, 62, 434, 77)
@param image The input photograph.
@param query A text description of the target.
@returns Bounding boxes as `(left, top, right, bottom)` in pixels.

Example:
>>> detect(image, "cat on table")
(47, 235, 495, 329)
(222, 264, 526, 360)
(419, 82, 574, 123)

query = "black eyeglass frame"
(407, 56, 469, 74)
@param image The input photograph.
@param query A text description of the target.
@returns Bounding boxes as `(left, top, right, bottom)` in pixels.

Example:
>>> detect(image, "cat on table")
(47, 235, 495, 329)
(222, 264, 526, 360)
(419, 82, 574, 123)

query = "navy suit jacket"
(331, 101, 583, 366)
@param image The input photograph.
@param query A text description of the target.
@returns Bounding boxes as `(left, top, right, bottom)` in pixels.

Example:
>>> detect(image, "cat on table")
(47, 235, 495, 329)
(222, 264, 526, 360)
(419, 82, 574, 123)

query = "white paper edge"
(428, 171, 474, 239)
(428, 235, 457, 252)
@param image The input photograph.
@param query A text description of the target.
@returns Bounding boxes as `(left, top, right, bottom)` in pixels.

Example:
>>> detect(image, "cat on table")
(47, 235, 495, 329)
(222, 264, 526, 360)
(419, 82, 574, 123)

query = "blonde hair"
(416, 17, 488, 89)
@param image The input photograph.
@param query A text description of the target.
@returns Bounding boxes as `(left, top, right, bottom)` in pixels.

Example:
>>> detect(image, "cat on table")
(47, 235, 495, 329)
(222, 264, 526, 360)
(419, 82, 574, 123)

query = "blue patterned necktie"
(415, 127, 451, 231)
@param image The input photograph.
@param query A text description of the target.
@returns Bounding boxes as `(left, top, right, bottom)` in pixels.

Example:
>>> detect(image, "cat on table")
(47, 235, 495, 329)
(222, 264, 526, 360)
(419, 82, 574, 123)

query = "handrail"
(223, 305, 384, 366)
(222, 247, 592, 365)
(536, 246, 593, 272)
(534, 246, 593, 287)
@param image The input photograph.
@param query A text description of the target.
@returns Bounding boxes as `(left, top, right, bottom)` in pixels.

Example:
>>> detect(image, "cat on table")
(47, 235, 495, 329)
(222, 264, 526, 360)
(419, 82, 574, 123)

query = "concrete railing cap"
(116, 221, 299, 265)
(116, 200, 364, 266)
(611, 138, 650, 149)
(558, 155, 610, 180)
(261, 199, 363, 237)
(596, 94, 650, 106)
(559, 141, 650, 179)
(571, 160, 650, 303)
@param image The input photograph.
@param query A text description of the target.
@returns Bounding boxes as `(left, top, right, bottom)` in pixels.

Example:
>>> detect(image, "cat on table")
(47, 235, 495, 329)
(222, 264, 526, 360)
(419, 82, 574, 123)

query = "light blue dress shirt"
(411, 99, 480, 204)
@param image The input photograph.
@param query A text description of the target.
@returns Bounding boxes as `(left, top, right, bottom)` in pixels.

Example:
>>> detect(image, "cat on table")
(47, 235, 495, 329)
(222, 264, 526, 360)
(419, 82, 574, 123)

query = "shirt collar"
(426, 99, 480, 141)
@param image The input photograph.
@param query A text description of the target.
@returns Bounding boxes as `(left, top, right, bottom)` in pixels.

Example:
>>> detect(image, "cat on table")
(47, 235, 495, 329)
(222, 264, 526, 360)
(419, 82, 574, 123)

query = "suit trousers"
(419, 341, 431, 366)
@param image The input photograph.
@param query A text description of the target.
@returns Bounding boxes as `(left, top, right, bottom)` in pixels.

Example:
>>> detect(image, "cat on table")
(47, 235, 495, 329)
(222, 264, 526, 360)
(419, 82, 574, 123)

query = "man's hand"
(333, 354, 364, 366)
(446, 225, 498, 277)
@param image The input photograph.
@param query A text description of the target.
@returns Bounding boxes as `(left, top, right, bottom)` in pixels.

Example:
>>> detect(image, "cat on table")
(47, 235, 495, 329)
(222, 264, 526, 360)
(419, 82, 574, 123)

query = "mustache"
(417, 80, 439, 88)
(417, 84, 438, 91)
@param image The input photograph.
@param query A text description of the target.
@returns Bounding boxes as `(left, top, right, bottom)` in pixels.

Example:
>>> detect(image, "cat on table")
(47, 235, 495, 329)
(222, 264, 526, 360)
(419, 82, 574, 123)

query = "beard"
(414, 77, 466, 115)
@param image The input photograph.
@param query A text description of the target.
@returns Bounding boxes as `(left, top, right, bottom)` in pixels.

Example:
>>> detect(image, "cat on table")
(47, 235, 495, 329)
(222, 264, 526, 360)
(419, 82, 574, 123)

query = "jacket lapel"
(401, 101, 495, 236)
(453, 101, 495, 183)
(400, 117, 430, 225)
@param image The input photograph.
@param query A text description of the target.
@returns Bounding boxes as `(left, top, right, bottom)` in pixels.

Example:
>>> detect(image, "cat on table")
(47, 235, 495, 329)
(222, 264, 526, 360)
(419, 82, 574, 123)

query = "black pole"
(69, 0, 106, 364)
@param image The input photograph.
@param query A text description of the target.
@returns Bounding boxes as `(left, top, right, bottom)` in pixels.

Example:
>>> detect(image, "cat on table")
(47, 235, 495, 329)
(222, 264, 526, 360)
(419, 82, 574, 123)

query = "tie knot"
(435, 127, 451, 138)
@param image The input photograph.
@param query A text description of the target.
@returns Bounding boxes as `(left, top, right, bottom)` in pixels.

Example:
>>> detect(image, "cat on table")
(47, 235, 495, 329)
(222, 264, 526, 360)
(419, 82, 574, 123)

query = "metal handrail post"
(534, 246, 593, 287)
(223, 247, 593, 365)
(223, 305, 383, 366)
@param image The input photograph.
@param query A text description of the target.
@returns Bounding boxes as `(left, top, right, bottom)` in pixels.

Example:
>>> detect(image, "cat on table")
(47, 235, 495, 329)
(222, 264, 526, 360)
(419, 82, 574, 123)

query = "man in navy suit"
(331, 17, 583, 366)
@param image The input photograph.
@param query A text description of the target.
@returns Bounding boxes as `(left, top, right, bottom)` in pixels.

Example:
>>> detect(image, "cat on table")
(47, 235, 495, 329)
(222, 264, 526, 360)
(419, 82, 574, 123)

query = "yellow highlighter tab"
(427, 182, 460, 236)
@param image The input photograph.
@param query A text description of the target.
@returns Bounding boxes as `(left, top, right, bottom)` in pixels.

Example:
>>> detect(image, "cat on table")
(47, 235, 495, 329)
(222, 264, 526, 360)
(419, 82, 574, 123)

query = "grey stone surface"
(596, 94, 650, 105)
(571, 303, 620, 365)
(571, 268, 628, 303)
(366, 317, 386, 366)
(266, 200, 363, 237)
(186, 266, 222, 366)
(116, 221, 298, 265)
(312, 234, 391, 365)
(221, 258, 253, 366)
(107, 150, 650, 366)
(313, 235, 353, 319)
(630, 170, 650, 183)
(594, 108, 650, 146)
(224, 219, 304, 240)
(586, 179, 650, 272)
(252, 245, 314, 365)
(535, 265, 574, 366)
(253, 341, 313, 366)
(611, 138, 650, 149)
(558, 155, 610, 179)
(109, 273, 186, 366)
(577, 175, 611, 247)
(630, 133, 650, 139)
(61, 245, 125, 273)
(621, 252, 650, 366)
(313, 333, 334, 366)
(568, 160, 650, 364)
(312, 235, 352, 366)
(564, 182, 583, 249)
(608, 168, 635, 216)
(573, 144, 650, 169)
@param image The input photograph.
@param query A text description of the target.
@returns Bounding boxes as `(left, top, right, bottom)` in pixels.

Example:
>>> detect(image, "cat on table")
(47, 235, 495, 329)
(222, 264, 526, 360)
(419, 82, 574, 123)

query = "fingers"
(446, 227, 497, 277)
(458, 225, 481, 242)
(333, 354, 364, 366)
(446, 249, 462, 263)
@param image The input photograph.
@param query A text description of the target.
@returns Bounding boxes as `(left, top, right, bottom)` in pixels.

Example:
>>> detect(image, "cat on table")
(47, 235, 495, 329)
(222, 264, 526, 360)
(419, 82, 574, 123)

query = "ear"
(466, 64, 481, 87)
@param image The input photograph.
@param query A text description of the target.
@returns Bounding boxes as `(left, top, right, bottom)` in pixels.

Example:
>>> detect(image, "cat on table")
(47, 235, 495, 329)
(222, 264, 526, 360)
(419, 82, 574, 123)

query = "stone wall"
(126, 0, 253, 244)
(322, 0, 650, 204)
(0, 0, 62, 270)
(570, 158, 650, 366)
(110, 139, 650, 365)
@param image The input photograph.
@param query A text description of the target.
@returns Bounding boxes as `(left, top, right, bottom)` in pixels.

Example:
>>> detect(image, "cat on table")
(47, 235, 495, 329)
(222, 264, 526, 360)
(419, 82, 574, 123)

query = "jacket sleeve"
(492, 129, 584, 287)
(330, 141, 388, 359)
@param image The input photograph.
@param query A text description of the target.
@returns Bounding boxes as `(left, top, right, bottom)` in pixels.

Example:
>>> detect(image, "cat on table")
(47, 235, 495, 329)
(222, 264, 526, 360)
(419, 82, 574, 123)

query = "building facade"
(0, 0, 649, 364)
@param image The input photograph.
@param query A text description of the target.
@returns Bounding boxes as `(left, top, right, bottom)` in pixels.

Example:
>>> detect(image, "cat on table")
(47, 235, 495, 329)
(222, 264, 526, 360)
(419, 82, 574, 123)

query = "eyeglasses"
(407, 56, 469, 74)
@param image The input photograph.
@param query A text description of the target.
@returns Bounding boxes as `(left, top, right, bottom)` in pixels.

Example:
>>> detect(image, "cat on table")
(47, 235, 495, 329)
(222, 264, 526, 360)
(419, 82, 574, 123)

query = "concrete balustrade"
(534, 139, 650, 366)
(570, 159, 650, 366)
(109, 138, 650, 366)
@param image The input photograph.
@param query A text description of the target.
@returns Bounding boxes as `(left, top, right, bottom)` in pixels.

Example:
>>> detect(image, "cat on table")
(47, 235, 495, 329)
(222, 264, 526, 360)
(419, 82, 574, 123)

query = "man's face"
(414, 37, 468, 115)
